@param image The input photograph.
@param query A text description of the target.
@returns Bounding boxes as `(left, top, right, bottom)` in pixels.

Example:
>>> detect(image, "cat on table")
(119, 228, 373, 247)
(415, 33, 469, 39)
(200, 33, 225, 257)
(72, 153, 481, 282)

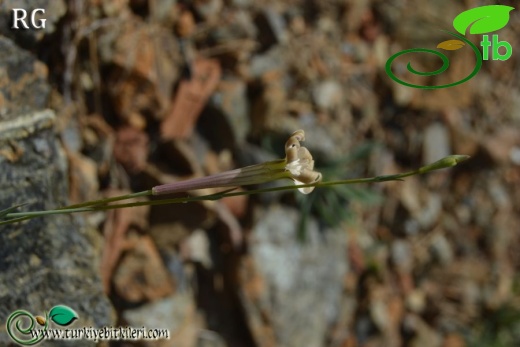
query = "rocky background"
(1, 0, 520, 346)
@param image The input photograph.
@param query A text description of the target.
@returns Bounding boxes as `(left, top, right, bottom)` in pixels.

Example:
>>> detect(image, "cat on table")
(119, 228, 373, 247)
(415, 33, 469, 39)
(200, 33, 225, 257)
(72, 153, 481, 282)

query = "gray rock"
(230, 0, 254, 8)
(0, 36, 51, 119)
(312, 79, 343, 111)
(122, 294, 195, 347)
(246, 205, 347, 347)
(429, 233, 453, 265)
(422, 122, 451, 165)
(253, 7, 287, 52)
(416, 193, 442, 229)
(122, 295, 187, 331)
(210, 78, 250, 144)
(0, 110, 114, 347)
(0, 37, 113, 346)
(249, 46, 287, 78)
(391, 239, 413, 272)
(193, 0, 223, 21)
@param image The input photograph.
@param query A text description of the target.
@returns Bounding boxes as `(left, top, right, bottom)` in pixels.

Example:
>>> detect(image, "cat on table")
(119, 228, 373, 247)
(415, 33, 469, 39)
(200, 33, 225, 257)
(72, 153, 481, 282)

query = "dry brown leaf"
(161, 58, 221, 140)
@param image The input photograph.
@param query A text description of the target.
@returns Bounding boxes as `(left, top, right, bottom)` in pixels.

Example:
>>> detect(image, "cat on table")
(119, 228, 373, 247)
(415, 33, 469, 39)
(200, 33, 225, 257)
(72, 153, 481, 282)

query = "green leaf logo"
(49, 305, 78, 326)
(453, 5, 514, 35)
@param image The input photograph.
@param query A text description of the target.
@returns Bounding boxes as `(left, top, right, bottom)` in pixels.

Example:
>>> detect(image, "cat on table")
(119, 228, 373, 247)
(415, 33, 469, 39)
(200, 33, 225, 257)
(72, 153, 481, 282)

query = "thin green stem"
(0, 155, 469, 226)
(57, 190, 153, 210)
(0, 216, 33, 226)
(6, 206, 102, 218)
(1, 168, 420, 222)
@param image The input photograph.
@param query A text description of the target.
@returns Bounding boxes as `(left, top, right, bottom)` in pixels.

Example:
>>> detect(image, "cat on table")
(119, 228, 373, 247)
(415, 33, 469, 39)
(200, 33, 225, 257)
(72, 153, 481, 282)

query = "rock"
(0, 38, 113, 346)
(404, 314, 443, 347)
(0, 0, 517, 345)
(211, 78, 250, 144)
(253, 7, 287, 52)
(249, 68, 288, 136)
(312, 79, 343, 112)
(406, 289, 426, 314)
(113, 233, 175, 302)
(416, 193, 442, 229)
(296, 123, 342, 159)
(100, 15, 181, 123)
(391, 239, 413, 273)
(184, 229, 212, 268)
(0, 37, 50, 119)
(423, 123, 451, 165)
(399, 177, 442, 232)
(429, 233, 454, 266)
(230, 0, 253, 7)
(510, 146, 520, 165)
(122, 293, 200, 347)
(150, 0, 178, 27)
(193, 0, 224, 22)
(241, 205, 347, 347)
(481, 127, 520, 165)
(249, 46, 287, 78)
(0, 112, 115, 346)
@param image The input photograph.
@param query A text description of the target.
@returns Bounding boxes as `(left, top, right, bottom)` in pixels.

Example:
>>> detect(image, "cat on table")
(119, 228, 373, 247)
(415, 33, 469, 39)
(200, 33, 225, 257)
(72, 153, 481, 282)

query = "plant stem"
(57, 190, 153, 210)
(0, 168, 421, 222)
(151, 160, 287, 195)
(0, 155, 469, 226)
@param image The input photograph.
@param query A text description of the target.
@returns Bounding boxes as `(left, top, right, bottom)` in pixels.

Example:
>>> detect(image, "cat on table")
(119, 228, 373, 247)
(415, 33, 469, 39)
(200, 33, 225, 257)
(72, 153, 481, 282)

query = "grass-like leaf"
(0, 203, 27, 218)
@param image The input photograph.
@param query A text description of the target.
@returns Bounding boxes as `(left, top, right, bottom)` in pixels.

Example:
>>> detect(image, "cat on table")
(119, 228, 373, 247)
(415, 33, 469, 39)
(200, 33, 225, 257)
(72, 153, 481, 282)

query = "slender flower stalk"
(151, 129, 322, 195)
(0, 130, 469, 226)
(151, 159, 288, 195)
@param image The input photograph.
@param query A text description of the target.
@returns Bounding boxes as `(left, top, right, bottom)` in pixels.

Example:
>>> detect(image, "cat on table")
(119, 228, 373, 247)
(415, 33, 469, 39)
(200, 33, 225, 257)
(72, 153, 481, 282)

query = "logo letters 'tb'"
(480, 34, 512, 61)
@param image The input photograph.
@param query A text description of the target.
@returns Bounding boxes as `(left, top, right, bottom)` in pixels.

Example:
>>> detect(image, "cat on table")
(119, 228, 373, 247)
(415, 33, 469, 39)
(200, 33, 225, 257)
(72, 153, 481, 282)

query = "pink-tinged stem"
(152, 160, 288, 195)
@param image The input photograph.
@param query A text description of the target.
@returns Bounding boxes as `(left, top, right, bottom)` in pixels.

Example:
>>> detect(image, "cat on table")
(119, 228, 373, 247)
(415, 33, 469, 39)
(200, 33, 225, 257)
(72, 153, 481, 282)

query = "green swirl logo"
(6, 305, 78, 345)
(385, 5, 514, 89)
(6, 310, 47, 345)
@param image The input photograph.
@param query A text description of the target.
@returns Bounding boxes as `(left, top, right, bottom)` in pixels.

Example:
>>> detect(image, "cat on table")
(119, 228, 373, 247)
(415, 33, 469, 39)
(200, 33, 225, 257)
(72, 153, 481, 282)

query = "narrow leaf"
(437, 39, 465, 51)
(453, 5, 514, 35)
(49, 305, 78, 326)
(0, 203, 27, 219)
(0, 216, 32, 226)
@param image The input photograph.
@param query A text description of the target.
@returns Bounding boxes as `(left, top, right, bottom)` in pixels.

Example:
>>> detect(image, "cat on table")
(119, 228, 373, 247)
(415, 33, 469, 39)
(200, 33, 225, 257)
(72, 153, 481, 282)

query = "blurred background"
(1, 0, 520, 346)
